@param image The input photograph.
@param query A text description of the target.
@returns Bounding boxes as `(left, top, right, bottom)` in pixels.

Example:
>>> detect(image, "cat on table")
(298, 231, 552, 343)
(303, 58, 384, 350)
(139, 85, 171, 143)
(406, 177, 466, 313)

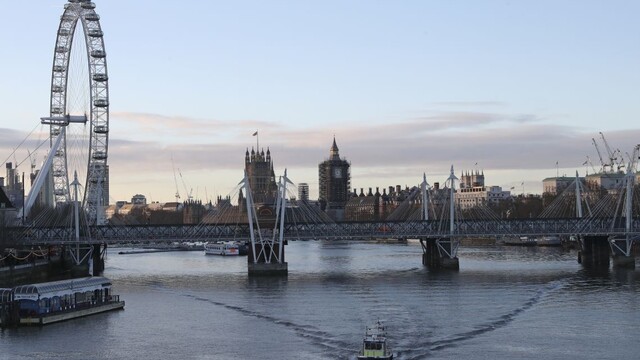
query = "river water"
(1, 241, 639, 359)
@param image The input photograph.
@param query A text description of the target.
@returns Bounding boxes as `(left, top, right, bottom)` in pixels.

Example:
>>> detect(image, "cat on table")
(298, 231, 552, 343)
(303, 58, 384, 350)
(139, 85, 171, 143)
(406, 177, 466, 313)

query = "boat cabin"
(12, 276, 116, 318)
(358, 321, 393, 359)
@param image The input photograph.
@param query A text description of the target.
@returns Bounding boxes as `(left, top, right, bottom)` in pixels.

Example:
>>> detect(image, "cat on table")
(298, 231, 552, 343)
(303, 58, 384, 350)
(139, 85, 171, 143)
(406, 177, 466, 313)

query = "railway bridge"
(3, 167, 639, 275)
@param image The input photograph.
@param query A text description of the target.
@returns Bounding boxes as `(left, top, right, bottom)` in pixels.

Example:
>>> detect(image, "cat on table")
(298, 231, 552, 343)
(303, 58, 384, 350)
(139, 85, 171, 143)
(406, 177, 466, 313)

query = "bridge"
(4, 166, 639, 274)
(7, 218, 640, 246)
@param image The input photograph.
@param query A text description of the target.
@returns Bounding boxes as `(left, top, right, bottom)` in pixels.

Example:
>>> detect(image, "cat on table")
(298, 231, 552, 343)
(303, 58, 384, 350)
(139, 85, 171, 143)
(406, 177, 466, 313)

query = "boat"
(1, 276, 124, 327)
(503, 236, 537, 246)
(503, 236, 561, 247)
(204, 241, 241, 256)
(535, 236, 562, 246)
(357, 321, 394, 359)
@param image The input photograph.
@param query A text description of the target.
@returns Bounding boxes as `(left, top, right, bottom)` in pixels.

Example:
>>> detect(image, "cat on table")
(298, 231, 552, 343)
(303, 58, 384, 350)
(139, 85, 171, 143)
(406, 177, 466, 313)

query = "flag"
(521, 182, 524, 185)
(474, 162, 478, 166)
(510, 187, 515, 190)
(582, 160, 588, 165)
(252, 131, 258, 136)
(555, 161, 558, 165)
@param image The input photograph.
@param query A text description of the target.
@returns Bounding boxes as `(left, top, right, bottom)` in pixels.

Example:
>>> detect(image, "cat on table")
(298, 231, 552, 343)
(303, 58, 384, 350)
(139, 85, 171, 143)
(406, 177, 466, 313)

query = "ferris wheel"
(42, 0, 109, 225)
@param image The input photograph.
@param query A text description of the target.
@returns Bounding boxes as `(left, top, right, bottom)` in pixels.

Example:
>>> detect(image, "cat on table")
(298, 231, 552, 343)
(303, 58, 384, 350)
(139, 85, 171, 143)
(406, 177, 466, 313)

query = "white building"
(456, 170, 510, 209)
(542, 176, 577, 195)
(457, 185, 511, 209)
(585, 172, 626, 193)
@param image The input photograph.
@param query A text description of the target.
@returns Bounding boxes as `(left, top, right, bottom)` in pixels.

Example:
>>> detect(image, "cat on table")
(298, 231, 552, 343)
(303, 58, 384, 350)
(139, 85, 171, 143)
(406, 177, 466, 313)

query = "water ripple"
(400, 279, 568, 360)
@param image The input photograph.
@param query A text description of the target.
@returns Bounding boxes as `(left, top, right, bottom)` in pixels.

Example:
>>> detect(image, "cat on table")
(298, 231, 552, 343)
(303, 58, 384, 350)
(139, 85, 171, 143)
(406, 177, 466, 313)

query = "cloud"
(4, 109, 640, 202)
(431, 101, 507, 107)
(110, 111, 280, 138)
(106, 109, 639, 178)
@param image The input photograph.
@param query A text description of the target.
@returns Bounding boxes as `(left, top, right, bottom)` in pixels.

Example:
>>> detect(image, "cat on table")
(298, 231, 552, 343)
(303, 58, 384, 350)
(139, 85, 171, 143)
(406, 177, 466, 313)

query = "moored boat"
(357, 320, 394, 359)
(1, 276, 124, 327)
(535, 236, 562, 246)
(503, 236, 561, 247)
(204, 241, 241, 256)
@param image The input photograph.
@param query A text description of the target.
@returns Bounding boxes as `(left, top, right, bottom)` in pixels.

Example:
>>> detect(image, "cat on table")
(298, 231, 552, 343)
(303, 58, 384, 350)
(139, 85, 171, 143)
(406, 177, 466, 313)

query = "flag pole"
(252, 130, 259, 153)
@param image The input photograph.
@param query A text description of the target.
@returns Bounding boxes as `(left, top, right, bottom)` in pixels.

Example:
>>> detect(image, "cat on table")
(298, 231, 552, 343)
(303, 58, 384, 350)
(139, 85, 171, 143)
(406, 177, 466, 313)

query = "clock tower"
(318, 137, 351, 220)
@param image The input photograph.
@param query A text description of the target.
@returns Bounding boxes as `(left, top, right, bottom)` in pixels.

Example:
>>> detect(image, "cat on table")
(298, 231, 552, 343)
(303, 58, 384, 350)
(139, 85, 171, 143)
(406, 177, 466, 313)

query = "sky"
(1, 0, 640, 203)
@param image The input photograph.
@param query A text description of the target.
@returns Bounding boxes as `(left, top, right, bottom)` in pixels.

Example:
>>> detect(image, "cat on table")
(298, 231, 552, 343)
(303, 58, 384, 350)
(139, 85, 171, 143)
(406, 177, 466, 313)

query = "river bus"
(204, 241, 241, 256)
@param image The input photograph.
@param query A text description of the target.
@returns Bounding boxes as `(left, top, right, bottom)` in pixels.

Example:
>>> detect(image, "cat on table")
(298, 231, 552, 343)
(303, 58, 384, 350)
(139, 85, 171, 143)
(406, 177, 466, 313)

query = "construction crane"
(599, 132, 621, 172)
(171, 155, 181, 202)
(178, 168, 193, 201)
(626, 144, 640, 173)
(592, 138, 607, 173)
(583, 156, 598, 175)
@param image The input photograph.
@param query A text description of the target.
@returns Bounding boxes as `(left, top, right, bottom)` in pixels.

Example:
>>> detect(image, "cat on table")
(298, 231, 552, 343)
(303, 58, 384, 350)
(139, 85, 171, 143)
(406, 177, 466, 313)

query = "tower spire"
(330, 136, 340, 160)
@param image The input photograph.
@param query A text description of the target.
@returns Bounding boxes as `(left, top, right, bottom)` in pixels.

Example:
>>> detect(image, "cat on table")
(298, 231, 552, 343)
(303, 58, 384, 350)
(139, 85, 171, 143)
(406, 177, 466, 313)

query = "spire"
(330, 136, 340, 160)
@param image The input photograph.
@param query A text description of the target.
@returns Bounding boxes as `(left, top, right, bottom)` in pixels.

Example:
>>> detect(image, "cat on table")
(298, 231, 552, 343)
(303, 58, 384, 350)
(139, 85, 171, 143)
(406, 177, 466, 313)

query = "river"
(1, 240, 639, 359)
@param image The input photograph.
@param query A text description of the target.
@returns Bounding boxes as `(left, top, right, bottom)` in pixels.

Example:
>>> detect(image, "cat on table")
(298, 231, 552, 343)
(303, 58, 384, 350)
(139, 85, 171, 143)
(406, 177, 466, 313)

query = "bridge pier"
(578, 236, 610, 268)
(609, 237, 636, 269)
(91, 243, 106, 276)
(420, 238, 459, 271)
(247, 244, 288, 276)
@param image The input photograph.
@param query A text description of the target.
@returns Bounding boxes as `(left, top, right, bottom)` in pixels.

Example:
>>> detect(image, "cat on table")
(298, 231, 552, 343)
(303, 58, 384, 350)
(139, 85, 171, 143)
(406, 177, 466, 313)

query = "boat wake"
(400, 279, 567, 360)
(183, 293, 355, 357)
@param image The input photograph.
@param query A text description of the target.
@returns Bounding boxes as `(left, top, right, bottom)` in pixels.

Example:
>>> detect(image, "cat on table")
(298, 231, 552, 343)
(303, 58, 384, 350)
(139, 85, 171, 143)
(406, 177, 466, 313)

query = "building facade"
(457, 170, 511, 210)
(318, 138, 351, 220)
(585, 172, 626, 194)
(542, 176, 576, 195)
(298, 183, 309, 202)
(245, 147, 278, 205)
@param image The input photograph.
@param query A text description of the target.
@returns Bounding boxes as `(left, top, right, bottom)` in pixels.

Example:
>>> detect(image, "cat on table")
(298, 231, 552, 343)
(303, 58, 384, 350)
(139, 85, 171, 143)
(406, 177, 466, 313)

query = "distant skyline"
(1, 0, 640, 203)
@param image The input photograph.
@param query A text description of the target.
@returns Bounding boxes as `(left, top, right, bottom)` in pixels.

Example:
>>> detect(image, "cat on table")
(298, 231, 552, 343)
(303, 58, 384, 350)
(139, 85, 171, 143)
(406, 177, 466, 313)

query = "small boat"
(204, 241, 240, 256)
(503, 236, 537, 246)
(535, 236, 562, 246)
(503, 236, 561, 247)
(357, 321, 394, 359)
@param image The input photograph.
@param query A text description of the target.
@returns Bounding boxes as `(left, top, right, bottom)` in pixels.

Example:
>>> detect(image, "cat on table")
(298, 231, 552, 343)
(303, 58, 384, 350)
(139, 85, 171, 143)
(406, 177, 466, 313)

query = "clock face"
(333, 167, 342, 178)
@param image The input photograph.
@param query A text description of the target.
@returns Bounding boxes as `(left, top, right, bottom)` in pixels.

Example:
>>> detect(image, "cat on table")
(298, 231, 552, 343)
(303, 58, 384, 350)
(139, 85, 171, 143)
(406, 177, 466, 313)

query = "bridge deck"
(4, 218, 640, 245)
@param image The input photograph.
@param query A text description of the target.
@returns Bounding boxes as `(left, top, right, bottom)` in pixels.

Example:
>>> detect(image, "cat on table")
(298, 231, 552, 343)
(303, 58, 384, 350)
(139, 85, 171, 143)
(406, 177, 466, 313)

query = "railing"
(4, 218, 640, 245)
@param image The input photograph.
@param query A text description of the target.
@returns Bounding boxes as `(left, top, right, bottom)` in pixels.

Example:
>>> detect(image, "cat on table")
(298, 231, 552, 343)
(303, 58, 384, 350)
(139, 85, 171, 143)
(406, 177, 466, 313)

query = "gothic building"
(460, 170, 485, 188)
(457, 170, 510, 210)
(245, 147, 278, 205)
(318, 137, 351, 220)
